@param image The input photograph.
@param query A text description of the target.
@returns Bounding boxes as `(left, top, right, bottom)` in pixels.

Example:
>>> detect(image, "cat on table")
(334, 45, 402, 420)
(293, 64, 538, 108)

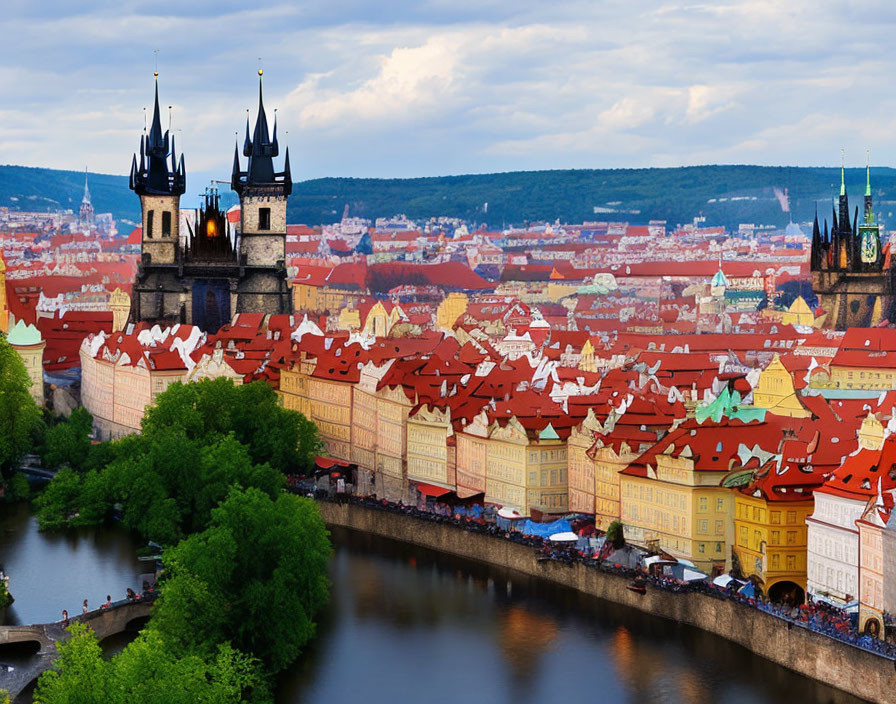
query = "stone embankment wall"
(319, 501, 896, 704)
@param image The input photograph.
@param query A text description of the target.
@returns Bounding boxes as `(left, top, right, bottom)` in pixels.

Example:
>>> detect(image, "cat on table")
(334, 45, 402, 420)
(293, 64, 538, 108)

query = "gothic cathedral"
(128, 71, 293, 333)
(810, 156, 892, 329)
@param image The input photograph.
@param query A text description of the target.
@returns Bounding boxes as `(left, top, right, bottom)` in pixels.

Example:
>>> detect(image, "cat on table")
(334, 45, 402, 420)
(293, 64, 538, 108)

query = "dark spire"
(824, 219, 833, 268)
(243, 113, 252, 156)
(231, 70, 292, 196)
(811, 208, 821, 270)
(231, 140, 241, 191)
(130, 73, 185, 197)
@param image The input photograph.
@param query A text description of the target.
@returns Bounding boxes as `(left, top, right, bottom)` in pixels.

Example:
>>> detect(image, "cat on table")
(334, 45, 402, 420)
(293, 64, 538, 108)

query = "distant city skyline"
(2, 0, 896, 190)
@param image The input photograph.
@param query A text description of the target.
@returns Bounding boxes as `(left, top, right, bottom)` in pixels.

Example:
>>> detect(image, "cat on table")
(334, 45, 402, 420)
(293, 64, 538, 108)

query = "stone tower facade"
(230, 70, 293, 316)
(810, 156, 893, 329)
(128, 73, 293, 333)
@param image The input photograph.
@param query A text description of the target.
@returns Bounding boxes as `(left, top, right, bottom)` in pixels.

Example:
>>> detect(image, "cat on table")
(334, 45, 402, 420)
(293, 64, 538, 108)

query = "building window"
(162, 211, 172, 237)
(699, 497, 708, 512)
(258, 207, 271, 230)
(717, 498, 725, 512)
(146, 210, 154, 238)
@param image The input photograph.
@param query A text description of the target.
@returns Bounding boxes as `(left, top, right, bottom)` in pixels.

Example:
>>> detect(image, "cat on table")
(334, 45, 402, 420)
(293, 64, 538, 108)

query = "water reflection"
(0, 503, 143, 625)
(279, 527, 865, 704)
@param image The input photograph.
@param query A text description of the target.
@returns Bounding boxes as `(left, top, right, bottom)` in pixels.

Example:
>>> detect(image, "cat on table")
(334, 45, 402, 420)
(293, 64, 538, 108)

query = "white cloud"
(2, 0, 896, 189)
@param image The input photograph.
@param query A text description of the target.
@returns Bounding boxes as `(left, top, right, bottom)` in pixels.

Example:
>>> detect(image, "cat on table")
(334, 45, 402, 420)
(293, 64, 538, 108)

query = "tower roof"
(130, 73, 186, 197)
(840, 149, 846, 197)
(865, 149, 873, 200)
(81, 168, 91, 205)
(232, 71, 292, 196)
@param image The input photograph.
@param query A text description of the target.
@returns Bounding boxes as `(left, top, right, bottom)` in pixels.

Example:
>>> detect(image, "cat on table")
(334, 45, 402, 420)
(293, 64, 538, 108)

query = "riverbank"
(318, 500, 894, 704)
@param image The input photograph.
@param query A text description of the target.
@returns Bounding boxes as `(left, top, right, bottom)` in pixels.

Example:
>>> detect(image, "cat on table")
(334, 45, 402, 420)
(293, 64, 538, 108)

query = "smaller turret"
(130, 74, 186, 197)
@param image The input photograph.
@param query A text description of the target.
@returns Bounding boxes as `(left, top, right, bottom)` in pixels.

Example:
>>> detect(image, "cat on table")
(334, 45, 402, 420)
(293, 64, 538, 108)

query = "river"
(0, 508, 863, 704)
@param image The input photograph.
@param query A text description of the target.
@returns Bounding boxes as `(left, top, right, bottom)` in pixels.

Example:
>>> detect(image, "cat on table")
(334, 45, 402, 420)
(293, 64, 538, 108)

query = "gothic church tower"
(230, 70, 293, 315)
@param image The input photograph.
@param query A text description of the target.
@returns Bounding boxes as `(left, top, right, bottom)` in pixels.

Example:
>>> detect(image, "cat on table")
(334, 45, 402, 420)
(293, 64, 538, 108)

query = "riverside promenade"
(318, 498, 896, 704)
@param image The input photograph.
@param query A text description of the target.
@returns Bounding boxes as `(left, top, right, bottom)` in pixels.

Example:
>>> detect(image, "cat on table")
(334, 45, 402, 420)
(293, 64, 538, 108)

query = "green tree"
(151, 487, 330, 673)
(34, 623, 268, 704)
(0, 334, 41, 474)
(33, 623, 111, 704)
(141, 379, 319, 474)
(606, 520, 626, 550)
(34, 469, 86, 530)
(40, 408, 94, 471)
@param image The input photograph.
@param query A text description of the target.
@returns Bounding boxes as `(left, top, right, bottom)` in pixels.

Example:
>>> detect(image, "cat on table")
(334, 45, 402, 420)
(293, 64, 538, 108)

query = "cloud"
(292, 37, 461, 129)
(2, 0, 896, 195)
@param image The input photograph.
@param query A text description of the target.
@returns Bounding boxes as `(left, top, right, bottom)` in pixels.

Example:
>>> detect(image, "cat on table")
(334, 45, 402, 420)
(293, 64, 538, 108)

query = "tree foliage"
(40, 408, 94, 472)
(0, 334, 42, 474)
(606, 520, 626, 549)
(151, 487, 330, 673)
(35, 379, 319, 542)
(34, 623, 268, 704)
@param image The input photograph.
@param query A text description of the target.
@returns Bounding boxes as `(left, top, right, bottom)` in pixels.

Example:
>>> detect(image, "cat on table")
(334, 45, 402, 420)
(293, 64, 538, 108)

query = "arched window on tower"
(146, 210, 154, 238)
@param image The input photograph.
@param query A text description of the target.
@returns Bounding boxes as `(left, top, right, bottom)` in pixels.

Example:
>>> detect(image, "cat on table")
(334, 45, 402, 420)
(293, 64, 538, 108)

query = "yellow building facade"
(279, 357, 313, 418)
(108, 287, 131, 333)
(484, 418, 568, 515)
(406, 405, 455, 490)
(309, 374, 353, 461)
(8, 320, 45, 405)
(751, 354, 810, 418)
(567, 410, 601, 515)
(375, 384, 413, 501)
(436, 292, 468, 330)
(781, 296, 815, 327)
(456, 412, 490, 498)
(593, 443, 637, 530)
(620, 450, 733, 574)
(733, 493, 813, 599)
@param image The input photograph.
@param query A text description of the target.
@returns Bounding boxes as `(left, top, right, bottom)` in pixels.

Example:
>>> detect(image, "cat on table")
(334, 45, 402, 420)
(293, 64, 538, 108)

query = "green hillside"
(2, 164, 896, 231)
(0, 165, 139, 225)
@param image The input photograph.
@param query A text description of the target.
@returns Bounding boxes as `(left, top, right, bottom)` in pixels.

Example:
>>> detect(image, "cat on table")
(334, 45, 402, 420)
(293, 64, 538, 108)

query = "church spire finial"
(840, 148, 846, 197)
(866, 149, 872, 197)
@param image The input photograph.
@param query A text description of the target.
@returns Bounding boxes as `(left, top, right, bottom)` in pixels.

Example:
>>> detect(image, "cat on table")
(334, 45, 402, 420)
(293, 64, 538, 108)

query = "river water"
(0, 507, 863, 704)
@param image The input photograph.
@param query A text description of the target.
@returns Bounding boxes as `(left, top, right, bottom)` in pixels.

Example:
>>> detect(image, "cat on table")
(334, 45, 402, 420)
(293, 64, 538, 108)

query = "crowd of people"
(302, 485, 896, 661)
(58, 584, 157, 626)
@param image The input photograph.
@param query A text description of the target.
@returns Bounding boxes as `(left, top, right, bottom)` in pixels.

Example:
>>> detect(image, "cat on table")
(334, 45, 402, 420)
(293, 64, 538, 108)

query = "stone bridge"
(0, 596, 155, 700)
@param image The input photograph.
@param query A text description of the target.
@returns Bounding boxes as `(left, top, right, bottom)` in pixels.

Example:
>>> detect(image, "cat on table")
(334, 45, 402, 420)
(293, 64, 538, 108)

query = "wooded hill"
(3, 163, 896, 232)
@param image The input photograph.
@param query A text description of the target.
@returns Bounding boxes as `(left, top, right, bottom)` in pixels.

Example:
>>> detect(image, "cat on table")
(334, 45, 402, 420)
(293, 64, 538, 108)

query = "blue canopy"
(519, 518, 572, 537)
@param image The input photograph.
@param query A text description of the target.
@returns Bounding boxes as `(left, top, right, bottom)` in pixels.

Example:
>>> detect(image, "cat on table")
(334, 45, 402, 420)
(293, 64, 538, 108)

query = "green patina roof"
(695, 387, 766, 424)
(6, 319, 42, 346)
(711, 269, 727, 288)
(539, 423, 560, 440)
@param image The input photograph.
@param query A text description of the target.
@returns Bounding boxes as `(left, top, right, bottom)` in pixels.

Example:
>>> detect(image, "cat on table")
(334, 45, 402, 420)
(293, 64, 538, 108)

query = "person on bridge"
(61, 609, 68, 626)
(82, 599, 88, 614)
(101, 595, 111, 609)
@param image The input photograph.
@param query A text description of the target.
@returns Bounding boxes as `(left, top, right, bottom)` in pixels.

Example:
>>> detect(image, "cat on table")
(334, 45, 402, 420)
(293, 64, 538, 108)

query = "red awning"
(315, 456, 350, 469)
(415, 482, 452, 498)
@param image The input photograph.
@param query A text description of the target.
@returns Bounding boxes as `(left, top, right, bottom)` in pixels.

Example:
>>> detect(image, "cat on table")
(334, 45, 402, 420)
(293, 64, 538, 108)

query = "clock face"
(861, 229, 879, 263)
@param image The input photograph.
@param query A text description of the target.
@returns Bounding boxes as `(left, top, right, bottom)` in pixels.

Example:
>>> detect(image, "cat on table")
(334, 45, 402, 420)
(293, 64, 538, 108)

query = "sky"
(1, 0, 896, 192)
